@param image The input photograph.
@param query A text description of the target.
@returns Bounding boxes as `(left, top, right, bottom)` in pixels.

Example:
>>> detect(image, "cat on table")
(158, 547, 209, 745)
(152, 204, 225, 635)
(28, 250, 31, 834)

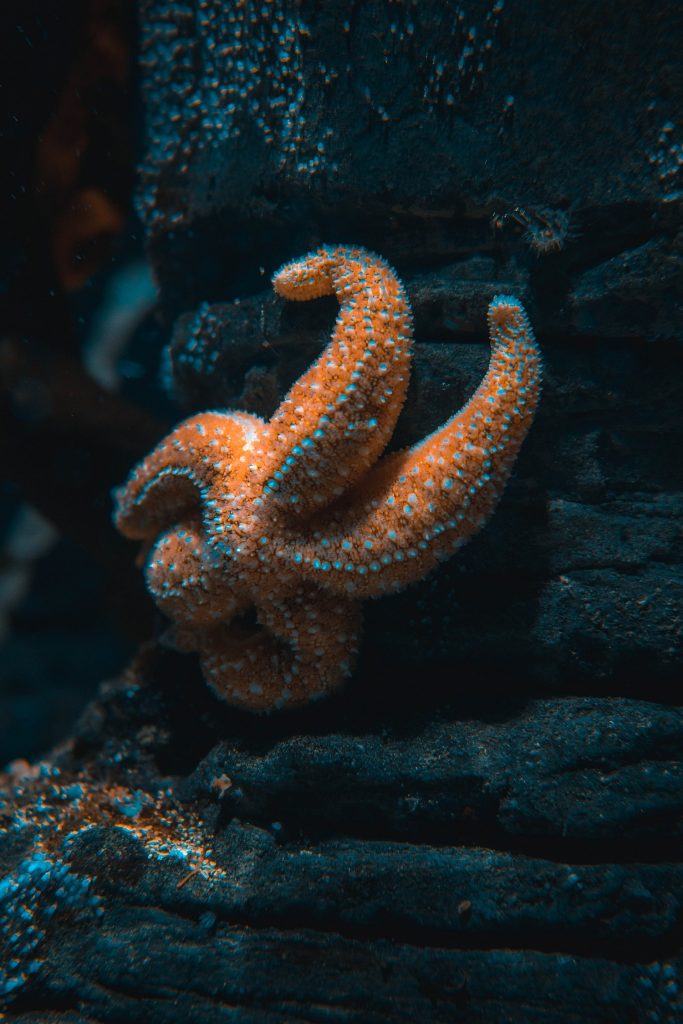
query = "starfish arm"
(275, 297, 542, 598)
(145, 520, 247, 626)
(113, 411, 265, 540)
(256, 246, 413, 516)
(196, 586, 362, 712)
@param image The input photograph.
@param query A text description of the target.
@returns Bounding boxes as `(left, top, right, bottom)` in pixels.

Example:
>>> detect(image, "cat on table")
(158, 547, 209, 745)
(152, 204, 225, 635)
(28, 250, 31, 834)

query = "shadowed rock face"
(1, 683, 683, 1022)
(1, 0, 682, 1020)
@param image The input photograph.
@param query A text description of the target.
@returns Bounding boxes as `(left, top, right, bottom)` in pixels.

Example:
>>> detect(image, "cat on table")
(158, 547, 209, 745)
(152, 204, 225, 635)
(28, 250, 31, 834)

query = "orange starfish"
(114, 246, 542, 711)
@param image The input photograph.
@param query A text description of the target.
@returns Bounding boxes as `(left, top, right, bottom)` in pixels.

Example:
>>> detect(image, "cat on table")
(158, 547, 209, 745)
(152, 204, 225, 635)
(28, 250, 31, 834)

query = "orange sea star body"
(114, 246, 542, 711)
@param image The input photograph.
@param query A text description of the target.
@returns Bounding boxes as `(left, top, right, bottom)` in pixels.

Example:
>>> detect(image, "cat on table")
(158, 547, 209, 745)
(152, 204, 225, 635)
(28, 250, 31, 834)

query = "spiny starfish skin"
(114, 245, 542, 712)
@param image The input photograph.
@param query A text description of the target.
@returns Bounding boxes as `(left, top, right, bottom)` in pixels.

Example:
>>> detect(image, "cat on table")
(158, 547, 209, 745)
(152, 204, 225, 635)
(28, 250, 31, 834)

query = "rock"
(2, 0, 682, 1020)
(1, 687, 682, 1021)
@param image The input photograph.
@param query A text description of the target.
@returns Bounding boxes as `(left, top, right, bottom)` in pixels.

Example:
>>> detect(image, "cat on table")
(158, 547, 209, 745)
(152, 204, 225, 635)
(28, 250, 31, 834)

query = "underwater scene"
(1, 0, 682, 1020)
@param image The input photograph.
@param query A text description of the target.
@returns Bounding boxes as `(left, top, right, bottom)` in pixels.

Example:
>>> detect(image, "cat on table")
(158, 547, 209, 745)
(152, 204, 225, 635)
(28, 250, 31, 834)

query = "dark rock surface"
(1, 683, 682, 1022)
(1, 0, 682, 1021)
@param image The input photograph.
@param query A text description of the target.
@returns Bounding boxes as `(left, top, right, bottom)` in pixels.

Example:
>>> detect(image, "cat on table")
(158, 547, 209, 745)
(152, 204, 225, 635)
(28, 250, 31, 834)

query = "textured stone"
(185, 697, 683, 847)
(2, 676, 683, 1021)
(2, 0, 682, 1020)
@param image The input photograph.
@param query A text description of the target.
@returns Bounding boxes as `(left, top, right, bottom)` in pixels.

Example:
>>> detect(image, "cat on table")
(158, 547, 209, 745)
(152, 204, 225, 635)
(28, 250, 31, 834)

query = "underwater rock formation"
(1, 0, 682, 1020)
(1, 683, 682, 1021)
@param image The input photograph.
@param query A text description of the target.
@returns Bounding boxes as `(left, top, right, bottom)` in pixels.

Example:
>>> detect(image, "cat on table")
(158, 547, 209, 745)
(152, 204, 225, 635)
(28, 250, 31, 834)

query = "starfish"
(114, 245, 542, 712)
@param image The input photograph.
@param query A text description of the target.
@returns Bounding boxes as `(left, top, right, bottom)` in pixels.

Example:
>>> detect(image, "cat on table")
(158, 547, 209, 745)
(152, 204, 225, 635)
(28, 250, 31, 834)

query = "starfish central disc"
(114, 245, 542, 712)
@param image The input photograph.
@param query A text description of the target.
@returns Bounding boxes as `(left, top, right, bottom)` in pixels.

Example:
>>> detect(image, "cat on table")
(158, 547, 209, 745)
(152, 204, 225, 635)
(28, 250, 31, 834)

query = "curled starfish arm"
(280, 297, 542, 598)
(196, 586, 362, 712)
(114, 411, 265, 540)
(259, 246, 413, 516)
(145, 520, 247, 626)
